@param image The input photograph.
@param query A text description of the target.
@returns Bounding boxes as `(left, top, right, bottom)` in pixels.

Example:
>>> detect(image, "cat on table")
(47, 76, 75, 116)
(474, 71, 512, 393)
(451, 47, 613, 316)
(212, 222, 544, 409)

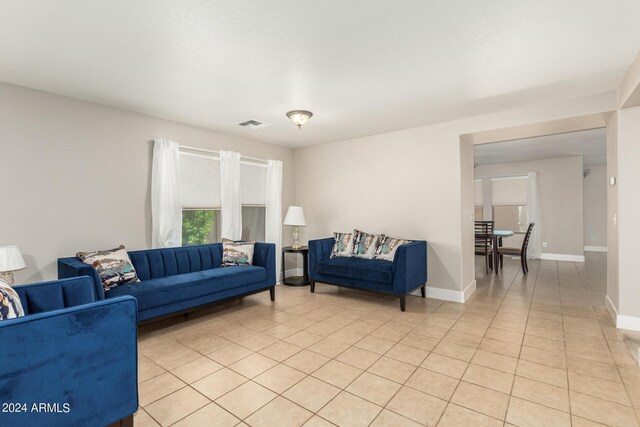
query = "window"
(492, 205, 528, 233)
(242, 206, 265, 241)
(474, 206, 483, 221)
(180, 151, 222, 246)
(182, 209, 221, 245)
(179, 150, 268, 245)
(491, 176, 528, 232)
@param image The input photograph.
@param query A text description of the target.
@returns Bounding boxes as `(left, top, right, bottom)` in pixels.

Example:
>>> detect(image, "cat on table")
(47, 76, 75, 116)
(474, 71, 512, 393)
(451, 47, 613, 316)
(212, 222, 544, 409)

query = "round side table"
(282, 246, 309, 286)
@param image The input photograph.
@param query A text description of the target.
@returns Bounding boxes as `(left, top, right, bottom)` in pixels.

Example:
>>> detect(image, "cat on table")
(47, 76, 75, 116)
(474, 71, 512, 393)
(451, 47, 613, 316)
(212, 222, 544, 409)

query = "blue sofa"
(0, 277, 138, 427)
(308, 238, 427, 311)
(58, 242, 276, 322)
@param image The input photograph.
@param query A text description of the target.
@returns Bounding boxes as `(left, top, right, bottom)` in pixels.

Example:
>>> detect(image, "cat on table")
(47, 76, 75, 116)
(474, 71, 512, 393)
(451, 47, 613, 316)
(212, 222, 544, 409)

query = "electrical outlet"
(542, 242, 548, 248)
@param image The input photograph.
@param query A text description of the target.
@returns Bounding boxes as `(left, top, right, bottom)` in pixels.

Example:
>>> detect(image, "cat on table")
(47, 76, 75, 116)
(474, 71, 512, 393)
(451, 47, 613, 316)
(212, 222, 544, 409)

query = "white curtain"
(265, 160, 283, 281)
(220, 150, 242, 240)
(527, 171, 542, 259)
(152, 139, 182, 248)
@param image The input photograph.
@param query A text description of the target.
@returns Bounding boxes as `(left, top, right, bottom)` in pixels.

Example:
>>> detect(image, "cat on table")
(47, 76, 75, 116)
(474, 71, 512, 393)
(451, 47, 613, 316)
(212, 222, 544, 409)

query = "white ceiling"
(474, 128, 607, 166)
(0, 1, 639, 148)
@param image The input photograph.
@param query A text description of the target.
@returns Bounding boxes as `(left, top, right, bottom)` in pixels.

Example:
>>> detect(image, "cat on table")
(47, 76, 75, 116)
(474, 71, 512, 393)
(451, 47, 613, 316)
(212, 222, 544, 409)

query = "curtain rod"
(178, 144, 269, 164)
(475, 173, 529, 179)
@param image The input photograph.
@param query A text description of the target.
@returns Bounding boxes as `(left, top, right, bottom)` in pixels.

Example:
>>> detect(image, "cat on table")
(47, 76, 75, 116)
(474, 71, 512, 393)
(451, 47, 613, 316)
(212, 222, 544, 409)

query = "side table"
(282, 246, 309, 286)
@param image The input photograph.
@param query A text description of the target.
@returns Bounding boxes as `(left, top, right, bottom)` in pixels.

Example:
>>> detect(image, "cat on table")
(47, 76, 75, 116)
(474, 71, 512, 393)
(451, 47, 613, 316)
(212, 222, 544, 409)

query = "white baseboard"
(422, 280, 476, 303)
(285, 268, 303, 278)
(540, 253, 585, 263)
(584, 246, 608, 253)
(617, 315, 640, 332)
(605, 294, 640, 332)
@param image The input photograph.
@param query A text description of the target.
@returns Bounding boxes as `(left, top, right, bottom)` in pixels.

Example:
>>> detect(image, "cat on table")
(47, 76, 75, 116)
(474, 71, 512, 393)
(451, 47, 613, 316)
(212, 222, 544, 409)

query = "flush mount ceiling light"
(286, 110, 313, 129)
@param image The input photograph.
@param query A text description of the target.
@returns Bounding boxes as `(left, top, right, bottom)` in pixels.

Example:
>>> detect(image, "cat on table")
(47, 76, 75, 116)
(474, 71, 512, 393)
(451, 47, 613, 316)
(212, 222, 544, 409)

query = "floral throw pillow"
(350, 229, 385, 259)
(374, 236, 412, 262)
(222, 239, 255, 267)
(0, 281, 24, 320)
(330, 232, 353, 258)
(76, 245, 139, 292)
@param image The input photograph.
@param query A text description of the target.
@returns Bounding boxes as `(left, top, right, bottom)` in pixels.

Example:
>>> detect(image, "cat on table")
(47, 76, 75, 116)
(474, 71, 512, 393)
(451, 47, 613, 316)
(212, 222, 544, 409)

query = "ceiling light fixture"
(286, 110, 313, 129)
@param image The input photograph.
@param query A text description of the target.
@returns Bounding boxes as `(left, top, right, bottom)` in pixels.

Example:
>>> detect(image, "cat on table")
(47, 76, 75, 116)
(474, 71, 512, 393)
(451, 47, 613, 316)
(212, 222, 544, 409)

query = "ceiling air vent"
(238, 120, 271, 130)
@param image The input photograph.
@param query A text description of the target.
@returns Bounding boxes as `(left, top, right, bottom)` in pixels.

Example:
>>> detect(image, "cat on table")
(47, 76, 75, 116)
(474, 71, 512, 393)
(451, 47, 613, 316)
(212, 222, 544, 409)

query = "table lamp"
(283, 206, 306, 249)
(0, 245, 26, 286)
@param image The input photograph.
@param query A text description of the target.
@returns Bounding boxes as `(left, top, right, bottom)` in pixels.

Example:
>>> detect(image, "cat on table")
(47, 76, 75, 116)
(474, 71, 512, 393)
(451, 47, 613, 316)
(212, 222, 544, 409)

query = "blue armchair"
(308, 238, 427, 311)
(0, 276, 138, 427)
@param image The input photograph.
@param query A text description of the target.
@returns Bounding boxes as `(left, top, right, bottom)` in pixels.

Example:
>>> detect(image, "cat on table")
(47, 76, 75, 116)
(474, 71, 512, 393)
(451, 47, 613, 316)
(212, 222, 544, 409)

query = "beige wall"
(295, 125, 465, 294)
(474, 156, 584, 257)
(0, 82, 295, 283)
(583, 164, 607, 248)
(616, 106, 640, 318)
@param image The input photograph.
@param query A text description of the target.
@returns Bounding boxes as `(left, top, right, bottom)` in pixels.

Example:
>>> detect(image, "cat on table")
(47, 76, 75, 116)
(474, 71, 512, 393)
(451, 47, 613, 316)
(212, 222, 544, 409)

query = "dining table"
(490, 230, 514, 273)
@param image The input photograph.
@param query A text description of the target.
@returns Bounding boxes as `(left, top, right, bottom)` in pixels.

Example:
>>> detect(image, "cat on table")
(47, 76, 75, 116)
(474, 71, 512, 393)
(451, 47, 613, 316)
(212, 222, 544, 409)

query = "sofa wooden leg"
(107, 415, 133, 427)
(400, 295, 406, 312)
(310, 281, 315, 293)
(269, 286, 275, 302)
(420, 284, 426, 298)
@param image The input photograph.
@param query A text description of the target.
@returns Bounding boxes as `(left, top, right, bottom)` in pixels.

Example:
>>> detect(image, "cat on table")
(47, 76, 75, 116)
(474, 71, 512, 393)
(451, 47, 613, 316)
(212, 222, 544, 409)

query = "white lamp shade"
(0, 245, 26, 272)
(283, 206, 306, 226)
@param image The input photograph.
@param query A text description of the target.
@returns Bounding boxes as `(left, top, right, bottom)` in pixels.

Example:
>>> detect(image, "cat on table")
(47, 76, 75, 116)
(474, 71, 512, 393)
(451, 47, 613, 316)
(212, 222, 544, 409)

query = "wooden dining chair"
(497, 222, 535, 274)
(475, 221, 494, 273)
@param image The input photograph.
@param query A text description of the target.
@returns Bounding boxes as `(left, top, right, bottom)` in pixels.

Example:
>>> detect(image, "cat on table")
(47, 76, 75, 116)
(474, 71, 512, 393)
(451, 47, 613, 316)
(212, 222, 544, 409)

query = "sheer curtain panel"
(266, 160, 283, 280)
(220, 150, 242, 240)
(152, 139, 182, 248)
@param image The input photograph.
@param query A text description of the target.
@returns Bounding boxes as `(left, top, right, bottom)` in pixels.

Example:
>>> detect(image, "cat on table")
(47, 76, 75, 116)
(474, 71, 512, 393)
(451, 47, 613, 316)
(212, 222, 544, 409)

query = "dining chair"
(497, 222, 535, 274)
(475, 221, 494, 273)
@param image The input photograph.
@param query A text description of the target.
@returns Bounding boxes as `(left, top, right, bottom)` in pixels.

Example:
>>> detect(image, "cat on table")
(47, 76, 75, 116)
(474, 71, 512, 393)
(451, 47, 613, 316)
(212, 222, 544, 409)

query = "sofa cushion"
(0, 281, 24, 319)
(374, 236, 412, 261)
(350, 229, 385, 259)
(330, 232, 354, 258)
(76, 245, 139, 291)
(222, 239, 255, 267)
(317, 257, 394, 284)
(106, 266, 267, 310)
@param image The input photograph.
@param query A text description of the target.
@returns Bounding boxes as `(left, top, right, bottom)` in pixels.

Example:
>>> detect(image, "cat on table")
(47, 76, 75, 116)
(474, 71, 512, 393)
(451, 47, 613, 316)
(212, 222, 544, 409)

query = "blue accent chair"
(308, 238, 427, 311)
(58, 242, 277, 322)
(0, 276, 138, 427)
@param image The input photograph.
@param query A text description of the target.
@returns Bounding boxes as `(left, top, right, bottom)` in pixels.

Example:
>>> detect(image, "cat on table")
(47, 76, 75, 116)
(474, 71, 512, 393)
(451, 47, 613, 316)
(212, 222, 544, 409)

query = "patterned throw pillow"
(330, 232, 353, 258)
(374, 236, 413, 262)
(222, 239, 255, 267)
(77, 245, 139, 292)
(0, 280, 25, 320)
(350, 229, 385, 259)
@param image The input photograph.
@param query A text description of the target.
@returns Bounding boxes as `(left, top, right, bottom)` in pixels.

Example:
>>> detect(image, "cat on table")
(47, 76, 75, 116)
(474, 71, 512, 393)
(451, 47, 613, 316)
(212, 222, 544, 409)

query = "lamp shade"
(283, 206, 306, 226)
(0, 245, 26, 272)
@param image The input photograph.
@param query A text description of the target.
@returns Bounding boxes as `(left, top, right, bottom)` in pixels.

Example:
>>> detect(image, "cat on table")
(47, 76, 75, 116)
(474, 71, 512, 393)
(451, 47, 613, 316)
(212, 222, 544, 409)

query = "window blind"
(179, 152, 221, 209)
(241, 163, 267, 205)
(491, 176, 528, 205)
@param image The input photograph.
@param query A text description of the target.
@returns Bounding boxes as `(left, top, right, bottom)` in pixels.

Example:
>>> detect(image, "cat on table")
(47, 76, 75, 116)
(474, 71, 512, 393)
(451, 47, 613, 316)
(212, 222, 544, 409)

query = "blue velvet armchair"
(0, 276, 138, 427)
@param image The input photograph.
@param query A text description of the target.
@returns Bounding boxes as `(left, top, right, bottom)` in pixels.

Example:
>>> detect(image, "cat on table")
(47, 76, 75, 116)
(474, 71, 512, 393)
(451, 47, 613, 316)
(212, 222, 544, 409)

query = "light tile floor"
(135, 252, 640, 427)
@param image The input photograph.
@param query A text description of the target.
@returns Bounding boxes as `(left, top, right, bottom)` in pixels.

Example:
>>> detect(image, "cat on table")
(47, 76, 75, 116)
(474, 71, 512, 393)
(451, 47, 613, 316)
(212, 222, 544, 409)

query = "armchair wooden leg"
(310, 281, 315, 293)
(420, 284, 426, 298)
(269, 286, 275, 301)
(400, 295, 406, 312)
